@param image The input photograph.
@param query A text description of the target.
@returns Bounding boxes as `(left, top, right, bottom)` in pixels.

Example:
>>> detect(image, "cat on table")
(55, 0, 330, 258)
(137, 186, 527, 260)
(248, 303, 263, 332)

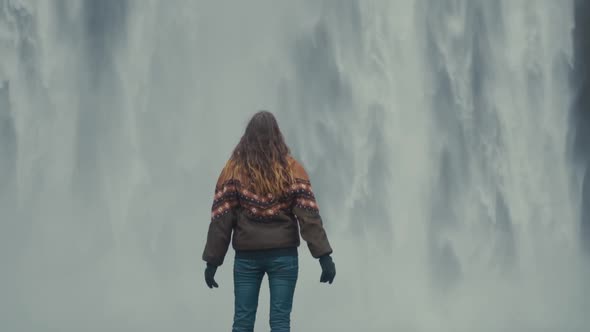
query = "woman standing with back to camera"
(202, 111, 336, 332)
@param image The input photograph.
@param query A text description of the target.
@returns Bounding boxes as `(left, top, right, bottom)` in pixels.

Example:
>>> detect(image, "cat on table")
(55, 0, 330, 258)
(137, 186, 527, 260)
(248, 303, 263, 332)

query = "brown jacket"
(202, 156, 333, 266)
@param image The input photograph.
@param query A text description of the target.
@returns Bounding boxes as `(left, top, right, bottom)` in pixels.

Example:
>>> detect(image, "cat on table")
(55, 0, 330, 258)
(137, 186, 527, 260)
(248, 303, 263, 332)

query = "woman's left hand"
(319, 255, 336, 284)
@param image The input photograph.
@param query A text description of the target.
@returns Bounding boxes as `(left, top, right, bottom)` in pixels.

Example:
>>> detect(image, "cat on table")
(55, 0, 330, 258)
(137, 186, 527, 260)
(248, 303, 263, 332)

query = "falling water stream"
(0, 1, 588, 331)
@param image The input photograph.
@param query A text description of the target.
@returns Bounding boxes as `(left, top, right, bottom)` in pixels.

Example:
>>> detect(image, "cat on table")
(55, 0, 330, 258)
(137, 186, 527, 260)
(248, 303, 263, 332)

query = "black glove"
(205, 263, 219, 288)
(319, 255, 336, 284)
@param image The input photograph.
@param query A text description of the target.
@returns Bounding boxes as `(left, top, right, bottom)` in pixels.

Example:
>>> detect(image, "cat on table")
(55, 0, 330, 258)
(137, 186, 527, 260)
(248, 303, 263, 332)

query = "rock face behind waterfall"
(0, 81, 16, 192)
(573, 0, 590, 255)
(0, 80, 16, 219)
(0, 80, 19, 326)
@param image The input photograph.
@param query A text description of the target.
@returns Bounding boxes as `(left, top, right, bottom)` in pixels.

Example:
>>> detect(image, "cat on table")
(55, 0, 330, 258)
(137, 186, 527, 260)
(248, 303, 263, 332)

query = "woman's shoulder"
(216, 159, 244, 187)
(286, 155, 310, 181)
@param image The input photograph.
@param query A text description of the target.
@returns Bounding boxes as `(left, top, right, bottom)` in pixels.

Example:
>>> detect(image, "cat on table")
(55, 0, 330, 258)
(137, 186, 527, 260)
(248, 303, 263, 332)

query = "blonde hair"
(224, 111, 295, 195)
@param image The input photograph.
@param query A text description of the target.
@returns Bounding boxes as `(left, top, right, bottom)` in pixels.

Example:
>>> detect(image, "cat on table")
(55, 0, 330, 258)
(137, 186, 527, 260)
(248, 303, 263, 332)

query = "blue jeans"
(232, 255, 298, 332)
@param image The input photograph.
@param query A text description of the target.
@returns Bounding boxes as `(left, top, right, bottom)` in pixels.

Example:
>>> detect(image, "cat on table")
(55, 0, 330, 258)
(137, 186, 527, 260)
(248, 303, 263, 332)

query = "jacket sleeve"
(291, 160, 333, 258)
(202, 169, 239, 266)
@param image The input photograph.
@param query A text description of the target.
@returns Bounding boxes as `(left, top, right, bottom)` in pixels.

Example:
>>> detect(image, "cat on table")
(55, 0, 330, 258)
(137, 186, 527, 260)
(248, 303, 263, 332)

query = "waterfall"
(0, 1, 586, 331)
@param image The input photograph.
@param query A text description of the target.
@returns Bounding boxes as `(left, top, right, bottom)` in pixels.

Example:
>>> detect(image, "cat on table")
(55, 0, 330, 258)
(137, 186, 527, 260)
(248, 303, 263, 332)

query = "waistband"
(235, 247, 298, 260)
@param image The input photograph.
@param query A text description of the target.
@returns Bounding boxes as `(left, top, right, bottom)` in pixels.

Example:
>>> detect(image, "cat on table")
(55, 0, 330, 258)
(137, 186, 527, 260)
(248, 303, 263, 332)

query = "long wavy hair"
(223, 111, 294, 195)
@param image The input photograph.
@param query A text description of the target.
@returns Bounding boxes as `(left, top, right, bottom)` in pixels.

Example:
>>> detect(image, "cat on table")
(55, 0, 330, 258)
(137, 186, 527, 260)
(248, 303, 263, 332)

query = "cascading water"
(1, 1, 587, 331)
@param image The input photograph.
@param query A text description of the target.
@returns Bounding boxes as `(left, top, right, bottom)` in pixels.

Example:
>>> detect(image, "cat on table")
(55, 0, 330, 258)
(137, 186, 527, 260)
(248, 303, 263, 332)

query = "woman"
(202, 111, 336, 332)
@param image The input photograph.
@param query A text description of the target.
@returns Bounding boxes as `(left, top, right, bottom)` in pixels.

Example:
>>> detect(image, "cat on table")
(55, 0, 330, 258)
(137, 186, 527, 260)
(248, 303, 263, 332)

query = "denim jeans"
(232, 255, 298, 332)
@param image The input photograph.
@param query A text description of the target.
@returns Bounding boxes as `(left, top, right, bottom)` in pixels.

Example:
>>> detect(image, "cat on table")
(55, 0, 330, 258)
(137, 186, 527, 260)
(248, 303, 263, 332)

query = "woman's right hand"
(319, 255, 336, 284)
(205, 263, 219, 288)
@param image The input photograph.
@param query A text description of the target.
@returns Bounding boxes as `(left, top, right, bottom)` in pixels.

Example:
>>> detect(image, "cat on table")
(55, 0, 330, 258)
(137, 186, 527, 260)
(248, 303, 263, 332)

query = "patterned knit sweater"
(202, 156, 333, 266)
